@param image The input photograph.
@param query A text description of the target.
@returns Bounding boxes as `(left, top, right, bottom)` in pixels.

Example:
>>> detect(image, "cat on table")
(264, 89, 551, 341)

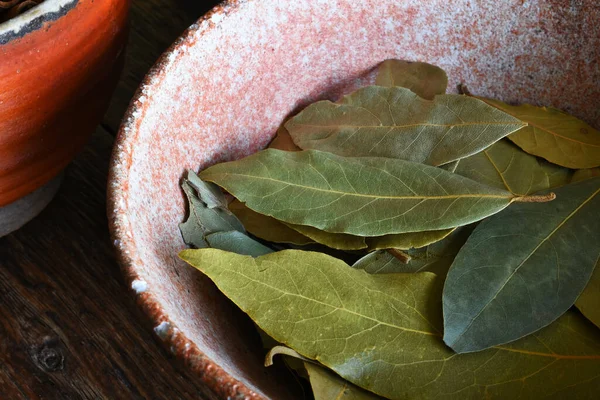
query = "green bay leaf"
(285, 86, 525, 166)
(229, 200, 314, 245)
(443, 177, 600, 353)
(305, 362, 383, 400)
(180, 249, 600, 400)
(576, 259, 600, 330)
(375, 59, 448, 100)
(478, 98, 600, 168)
(200, 149, 538, 237)
(453, 140, 569, 195)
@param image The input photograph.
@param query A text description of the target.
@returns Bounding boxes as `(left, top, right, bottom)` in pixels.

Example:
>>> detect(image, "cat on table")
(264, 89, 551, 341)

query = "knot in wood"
(32, 338, 64, 372)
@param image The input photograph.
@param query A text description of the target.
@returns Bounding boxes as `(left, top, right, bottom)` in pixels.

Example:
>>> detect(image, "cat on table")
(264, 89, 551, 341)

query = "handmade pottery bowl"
(0, 0, 129, 236)
(108, 0, 599, 398)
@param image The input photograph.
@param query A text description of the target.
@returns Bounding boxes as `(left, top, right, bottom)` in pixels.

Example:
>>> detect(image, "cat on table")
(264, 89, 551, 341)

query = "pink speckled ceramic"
(108, 1, 600, 398)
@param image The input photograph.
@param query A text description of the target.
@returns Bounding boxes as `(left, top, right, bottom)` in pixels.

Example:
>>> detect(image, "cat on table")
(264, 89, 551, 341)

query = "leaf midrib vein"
(222, 267, 600, 360)
(228, 268, 440, 337)
(452, 186, 600, 347)
(297, 121, 525, 129)
(206, 173, 512, 201)
(478, 98, 600, 148)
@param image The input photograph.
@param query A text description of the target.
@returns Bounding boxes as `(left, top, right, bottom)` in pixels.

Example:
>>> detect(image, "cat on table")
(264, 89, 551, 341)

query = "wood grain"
(1, 0, 222, 398)
(0, 128, 219, 399)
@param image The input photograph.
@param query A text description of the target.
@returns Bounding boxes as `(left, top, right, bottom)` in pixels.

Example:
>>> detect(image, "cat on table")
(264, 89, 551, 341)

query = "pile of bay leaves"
(178, 60, 600, 399)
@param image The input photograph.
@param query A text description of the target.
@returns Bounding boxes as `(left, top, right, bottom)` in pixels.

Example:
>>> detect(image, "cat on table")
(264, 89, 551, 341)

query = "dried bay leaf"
(572, 166, 600, 329)
(200, 149, 550, 237)
(354, 226, 475, 276)
(576, 260, 600, 330)
(572, 167, 600, 183)
(439, 160, 459, 173)
(265, 345, 312, 380)
(365, 228, 454, 251)
(265, 346, 378, 398)
(180, 249, 600, 400)
(375, 59, 448, 100)
(284, 223, 367, 250)
(268, 126, 301, 152)
(179, 172, 245, 248)
(205, 231, 273, 257)
(229, 198, 365, 250)
(285, 86, 526, 166)
(229, 200, 314, 245)
(406, 225, 477, 277)
(305, 363, 383, 400)
(443, 177, 600, 353)
(453, 140, 569, 195)
(478, 98, 600, 168)
(178, 171, 273, 256)
(265, 345, 312, 367)
(540, 160, 574, 189)
(179, 181, 209, 248)
(352, 250, 414, 274)
(185, 169, 229, 209)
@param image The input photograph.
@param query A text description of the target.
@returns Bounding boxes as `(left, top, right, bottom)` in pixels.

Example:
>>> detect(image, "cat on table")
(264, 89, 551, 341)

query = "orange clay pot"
(0, 0, 130, 209)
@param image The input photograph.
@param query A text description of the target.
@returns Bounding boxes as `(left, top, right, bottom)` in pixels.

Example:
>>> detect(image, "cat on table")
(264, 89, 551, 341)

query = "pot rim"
(0, 0, 78, 44)
(106, 1, 267, 399)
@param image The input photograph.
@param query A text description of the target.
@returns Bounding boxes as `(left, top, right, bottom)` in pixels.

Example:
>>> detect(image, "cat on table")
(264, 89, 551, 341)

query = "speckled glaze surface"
(0, 0, 129, 210)
(108, 1, 600, 398)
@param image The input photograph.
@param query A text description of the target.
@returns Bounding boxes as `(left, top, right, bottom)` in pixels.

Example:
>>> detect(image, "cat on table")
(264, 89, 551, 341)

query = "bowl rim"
(0, 0, 78, 45)
(106, 1, 266, 399)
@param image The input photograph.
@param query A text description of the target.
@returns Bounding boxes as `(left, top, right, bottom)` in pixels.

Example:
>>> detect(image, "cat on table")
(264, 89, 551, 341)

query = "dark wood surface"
(0, 1, 221, 398)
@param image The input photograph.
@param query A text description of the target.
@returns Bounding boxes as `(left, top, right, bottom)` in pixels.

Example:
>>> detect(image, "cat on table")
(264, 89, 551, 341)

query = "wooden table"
(0, 1, 222, 398)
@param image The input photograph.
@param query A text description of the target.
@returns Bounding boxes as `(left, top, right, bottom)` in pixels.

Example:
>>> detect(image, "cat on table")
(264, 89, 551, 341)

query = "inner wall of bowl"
(120, 0, 599, 396)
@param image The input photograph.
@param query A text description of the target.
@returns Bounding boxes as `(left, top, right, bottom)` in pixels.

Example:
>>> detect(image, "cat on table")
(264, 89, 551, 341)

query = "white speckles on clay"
(131, 279, 148, 294)
(108, 1, 599, 398)
(154, 321, 171, 340)
(210, 11, 225, 25)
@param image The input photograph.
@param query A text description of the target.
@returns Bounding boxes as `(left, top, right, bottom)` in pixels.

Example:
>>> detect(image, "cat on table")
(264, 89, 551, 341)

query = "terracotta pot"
(0, 0, 130, 236)
(108, 0, 599, 399)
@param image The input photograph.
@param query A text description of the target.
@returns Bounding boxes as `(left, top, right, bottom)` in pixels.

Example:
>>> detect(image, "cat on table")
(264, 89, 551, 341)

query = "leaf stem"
(387, 249, 412, 264)
(458, 83, 473, 96)
(513, 192, 556, 203)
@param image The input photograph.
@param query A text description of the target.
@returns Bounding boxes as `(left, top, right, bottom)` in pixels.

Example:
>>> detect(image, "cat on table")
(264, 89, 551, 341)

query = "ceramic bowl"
(108, 0, 600, 398)
(0, 0, 130, 236)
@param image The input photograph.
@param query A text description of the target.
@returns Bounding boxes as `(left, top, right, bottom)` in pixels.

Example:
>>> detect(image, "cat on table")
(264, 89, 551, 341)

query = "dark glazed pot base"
(0, 173, 63, 237)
